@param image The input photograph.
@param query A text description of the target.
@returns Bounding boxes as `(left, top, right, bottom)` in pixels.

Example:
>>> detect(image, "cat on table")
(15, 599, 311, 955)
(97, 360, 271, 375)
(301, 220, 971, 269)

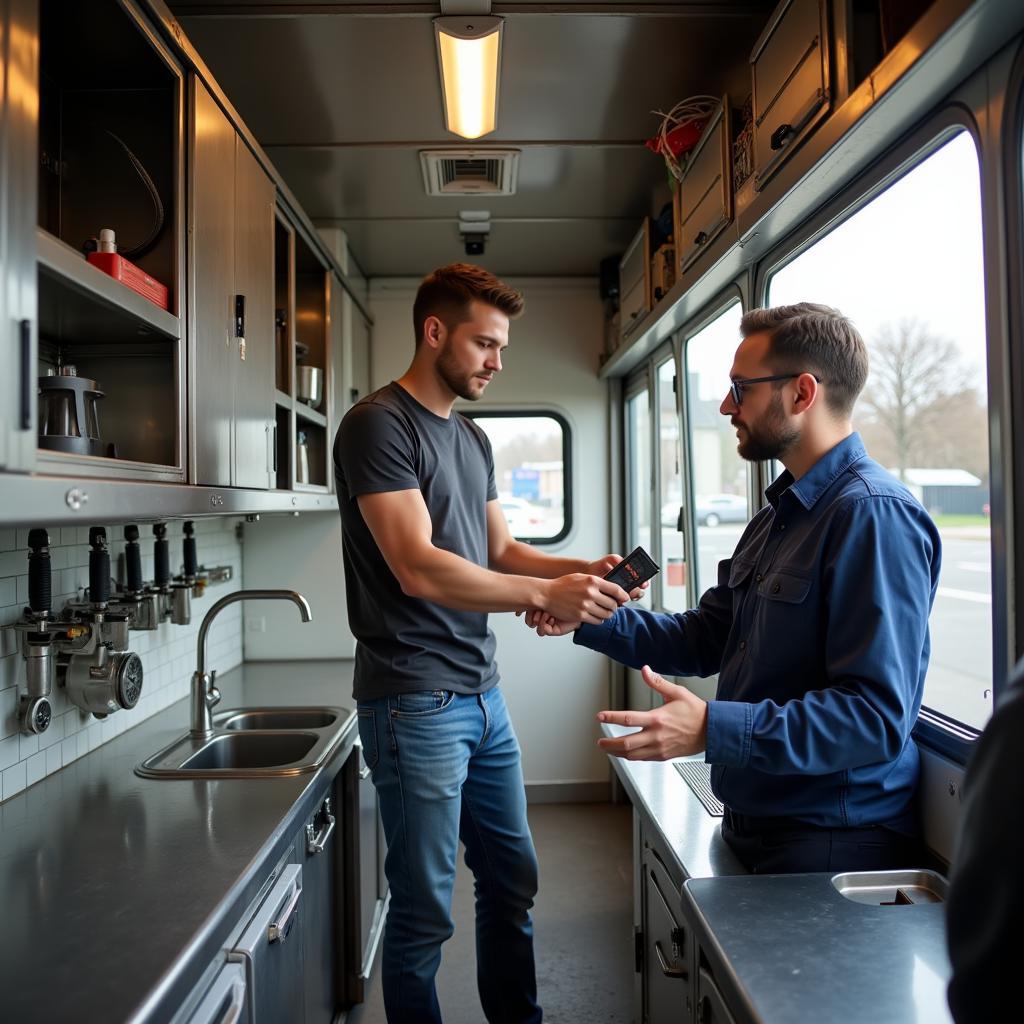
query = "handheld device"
(603, 546, 659, 591)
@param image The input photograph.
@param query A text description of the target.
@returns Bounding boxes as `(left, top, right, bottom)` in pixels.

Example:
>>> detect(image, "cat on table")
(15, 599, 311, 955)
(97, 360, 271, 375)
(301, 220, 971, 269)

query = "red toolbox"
(87, 251, 170, 310)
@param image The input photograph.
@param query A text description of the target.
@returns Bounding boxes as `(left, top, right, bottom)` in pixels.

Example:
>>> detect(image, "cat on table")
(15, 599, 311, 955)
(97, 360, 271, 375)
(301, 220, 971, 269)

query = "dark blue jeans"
(358, 686, 542, 1024)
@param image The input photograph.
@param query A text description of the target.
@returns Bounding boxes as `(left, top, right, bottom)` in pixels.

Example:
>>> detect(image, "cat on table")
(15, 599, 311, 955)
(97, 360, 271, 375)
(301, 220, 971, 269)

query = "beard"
(735, 392, 800, 462)
(436, 339, 485, 401)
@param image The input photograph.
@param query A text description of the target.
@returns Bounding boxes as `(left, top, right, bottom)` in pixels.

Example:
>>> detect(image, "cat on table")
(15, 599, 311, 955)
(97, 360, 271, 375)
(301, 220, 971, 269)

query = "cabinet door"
(301, 791, 341, 1024)
(358, 744, 383, 975)
(644, 850, 694, 1024)
(233, 136, 274, 489)
(678, 102, 731, 273)
(696, 966, 739, 1024)
(0, 0, 38, 473)
(190, 79, 235, 486)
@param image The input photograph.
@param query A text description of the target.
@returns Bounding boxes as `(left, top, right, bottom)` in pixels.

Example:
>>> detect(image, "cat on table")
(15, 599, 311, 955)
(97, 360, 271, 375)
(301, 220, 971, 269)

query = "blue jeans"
(358, 686, 542, 1024)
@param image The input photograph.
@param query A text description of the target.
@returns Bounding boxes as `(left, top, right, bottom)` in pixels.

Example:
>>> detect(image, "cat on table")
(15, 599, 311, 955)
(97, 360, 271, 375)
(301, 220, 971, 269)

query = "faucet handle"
(207, 670, 221, 709)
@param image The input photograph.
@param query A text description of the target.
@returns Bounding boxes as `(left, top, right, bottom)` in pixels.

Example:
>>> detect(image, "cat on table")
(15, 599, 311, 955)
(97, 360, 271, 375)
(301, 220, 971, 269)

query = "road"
(644, 523, 994, 731)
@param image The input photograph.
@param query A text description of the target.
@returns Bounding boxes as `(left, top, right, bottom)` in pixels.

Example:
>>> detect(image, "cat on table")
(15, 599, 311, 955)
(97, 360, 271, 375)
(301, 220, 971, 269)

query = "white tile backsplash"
(0, 518, 244, 802)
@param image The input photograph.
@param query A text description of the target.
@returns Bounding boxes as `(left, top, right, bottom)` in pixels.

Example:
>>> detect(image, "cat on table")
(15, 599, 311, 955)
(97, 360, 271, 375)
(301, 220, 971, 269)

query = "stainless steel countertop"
(0, 660, 357, 1024)
(602, 723, 745, 880)
(682, 873, 953, 1024)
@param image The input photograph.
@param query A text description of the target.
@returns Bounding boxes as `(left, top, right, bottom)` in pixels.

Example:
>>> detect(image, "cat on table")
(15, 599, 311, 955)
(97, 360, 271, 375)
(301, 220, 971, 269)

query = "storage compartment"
(34, 0, 184, 477)
(38, 0, 180, 312)
(295, 229, 329, 409)
(751, 0, 831, 190)
(643, 846, 695, 1024)
(618, 218, 651, 339)
(676, 98, 732, 273)
(696, 965, 739, 1024)
(295, 421, 328, 490)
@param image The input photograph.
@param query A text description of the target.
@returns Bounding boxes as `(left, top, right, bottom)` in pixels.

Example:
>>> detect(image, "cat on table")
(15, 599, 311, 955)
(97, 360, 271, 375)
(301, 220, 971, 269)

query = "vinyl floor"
(347, 801, 635, 1024)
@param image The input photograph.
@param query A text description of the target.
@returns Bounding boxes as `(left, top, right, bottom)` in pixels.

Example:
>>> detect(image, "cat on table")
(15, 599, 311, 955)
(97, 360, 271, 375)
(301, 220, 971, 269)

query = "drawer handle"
(218, 977, 247, 1024)
(306, 810, 336, 854)
(770, 123, 794, 151)
(654, 939, 688, 980)
(267, 884, 301, 944)
(359, 764, 372, 781)
(693, 230, 708, 246)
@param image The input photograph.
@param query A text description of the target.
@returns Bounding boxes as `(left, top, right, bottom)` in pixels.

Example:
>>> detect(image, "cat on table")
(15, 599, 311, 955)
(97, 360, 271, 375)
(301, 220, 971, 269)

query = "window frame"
(753, 106, 1005, 761)
(624, 366, 657, 605)
(462, 408, 574, 546)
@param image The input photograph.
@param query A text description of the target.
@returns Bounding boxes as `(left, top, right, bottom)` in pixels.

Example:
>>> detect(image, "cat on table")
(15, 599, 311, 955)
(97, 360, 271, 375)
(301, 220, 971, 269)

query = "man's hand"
(584, 553, 649, 601)
(596, 666, 708, 760)
(542, 573, 629, 625)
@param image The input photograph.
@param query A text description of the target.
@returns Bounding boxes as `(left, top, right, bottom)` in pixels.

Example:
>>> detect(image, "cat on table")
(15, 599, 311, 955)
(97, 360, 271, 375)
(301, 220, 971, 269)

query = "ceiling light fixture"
(434, 16, 503, 140)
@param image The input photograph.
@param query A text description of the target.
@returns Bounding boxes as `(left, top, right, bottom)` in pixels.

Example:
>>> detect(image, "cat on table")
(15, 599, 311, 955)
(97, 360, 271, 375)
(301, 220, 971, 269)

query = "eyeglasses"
(728, 373, 821, 407)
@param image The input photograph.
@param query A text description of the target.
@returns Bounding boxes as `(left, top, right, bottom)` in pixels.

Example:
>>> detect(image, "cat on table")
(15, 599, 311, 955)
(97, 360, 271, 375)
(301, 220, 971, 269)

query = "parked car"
(695, 493, 748, 527)
(499, 497, 548, 536)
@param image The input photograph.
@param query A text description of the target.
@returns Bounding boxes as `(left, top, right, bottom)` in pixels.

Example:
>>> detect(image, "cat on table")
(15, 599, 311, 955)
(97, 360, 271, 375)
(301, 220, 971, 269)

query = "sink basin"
(831, 869, 948, 905)
(220, 708, 339, 731)
(135, 705, 353, 779)
(179, 732, 318, 771)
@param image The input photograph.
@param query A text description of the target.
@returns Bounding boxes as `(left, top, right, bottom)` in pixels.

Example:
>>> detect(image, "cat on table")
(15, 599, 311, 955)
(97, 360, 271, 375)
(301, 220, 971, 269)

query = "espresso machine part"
(296, 366, 323, 409)
(14, 529, 57, 735)
(37, 365, 110, 457)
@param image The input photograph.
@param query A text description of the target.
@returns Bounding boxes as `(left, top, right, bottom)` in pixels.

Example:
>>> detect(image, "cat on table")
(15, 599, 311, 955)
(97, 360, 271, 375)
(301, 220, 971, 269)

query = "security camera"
(463, 233, 486, 256)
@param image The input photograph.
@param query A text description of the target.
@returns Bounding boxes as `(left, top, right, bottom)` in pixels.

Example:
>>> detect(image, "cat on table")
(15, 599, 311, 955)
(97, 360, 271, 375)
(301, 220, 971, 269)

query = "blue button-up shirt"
(577, 433, 941, 830)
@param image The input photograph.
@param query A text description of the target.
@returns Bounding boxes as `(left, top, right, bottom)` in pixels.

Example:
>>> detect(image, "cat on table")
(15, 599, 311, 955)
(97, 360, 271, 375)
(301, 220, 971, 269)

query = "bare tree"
(858, 319, 975, 481)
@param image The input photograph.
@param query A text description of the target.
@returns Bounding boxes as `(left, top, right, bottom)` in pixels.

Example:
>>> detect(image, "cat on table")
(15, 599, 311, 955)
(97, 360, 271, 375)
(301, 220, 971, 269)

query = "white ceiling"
(171, 1, 773, 276)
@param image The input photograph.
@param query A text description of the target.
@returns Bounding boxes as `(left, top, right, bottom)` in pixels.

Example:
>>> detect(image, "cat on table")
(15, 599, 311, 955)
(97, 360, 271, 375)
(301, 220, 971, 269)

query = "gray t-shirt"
(333, 381, 499, 700)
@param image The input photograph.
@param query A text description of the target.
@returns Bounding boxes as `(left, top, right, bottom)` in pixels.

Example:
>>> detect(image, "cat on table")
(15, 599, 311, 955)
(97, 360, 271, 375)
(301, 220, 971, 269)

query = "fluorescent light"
(434, 17, 503, 140)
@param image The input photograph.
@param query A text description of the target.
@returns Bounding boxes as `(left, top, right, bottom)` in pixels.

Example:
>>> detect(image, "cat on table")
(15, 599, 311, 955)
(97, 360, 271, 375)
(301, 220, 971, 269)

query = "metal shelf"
(275, 389, 293, 410)
(294, 401, 327, 428)
(0, 473, 337, 527)
(36, 228, 181, 345)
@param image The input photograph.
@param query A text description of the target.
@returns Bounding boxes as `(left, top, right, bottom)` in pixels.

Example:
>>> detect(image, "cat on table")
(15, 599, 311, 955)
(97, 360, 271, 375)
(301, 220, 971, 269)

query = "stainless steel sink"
(831, 869, 948, 905)
(220, 708, 339, 731)
(135, 705, 351, 779)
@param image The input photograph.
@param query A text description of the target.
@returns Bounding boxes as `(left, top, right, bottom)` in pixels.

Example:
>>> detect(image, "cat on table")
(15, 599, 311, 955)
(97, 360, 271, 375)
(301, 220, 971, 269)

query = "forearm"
(490, 539, 590, 579)
(401, 543, 551, 612)
(574, 604, 725, 678)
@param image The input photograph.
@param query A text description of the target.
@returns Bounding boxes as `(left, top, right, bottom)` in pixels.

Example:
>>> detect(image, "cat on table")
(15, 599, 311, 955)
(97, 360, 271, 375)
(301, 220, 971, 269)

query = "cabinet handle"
(267, 884, 301, 944)
(217, 977, 247, 1024)
(19, 319, 31, 429)
(306, 809, 336, 854)
(693, 230, 708, 246)
(770, 123, 794, 151)
(359, 764, 372, 781)
(654, 939, 688, 980)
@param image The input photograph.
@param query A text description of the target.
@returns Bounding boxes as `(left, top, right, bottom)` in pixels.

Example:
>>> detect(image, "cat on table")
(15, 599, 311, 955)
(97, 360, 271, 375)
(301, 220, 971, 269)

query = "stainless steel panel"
(0, 0, 38, 472)
(233, 136, 275, 490)
(302, 793, 340, 1024)
(183, 962, 248, 1024)
(678, 104, 731, 272)
(191, 78, 235, 486)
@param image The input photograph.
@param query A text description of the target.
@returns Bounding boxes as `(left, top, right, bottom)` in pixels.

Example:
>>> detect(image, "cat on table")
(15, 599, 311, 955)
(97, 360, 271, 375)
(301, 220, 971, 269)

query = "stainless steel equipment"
(296, 366, 323, 409)
(12, 528, 146, 729)
(37, 365, 112, 457)
(190, 589, 312, 737)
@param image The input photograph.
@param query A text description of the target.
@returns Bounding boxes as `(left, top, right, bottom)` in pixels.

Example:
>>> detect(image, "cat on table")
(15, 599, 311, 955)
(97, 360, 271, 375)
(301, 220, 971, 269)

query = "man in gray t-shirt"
(333, 264, 631, 1023)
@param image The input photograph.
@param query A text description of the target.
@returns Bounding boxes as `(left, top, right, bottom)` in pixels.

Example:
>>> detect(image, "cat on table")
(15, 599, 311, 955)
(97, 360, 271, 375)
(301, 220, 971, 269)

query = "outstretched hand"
(596, 666, 708, 760)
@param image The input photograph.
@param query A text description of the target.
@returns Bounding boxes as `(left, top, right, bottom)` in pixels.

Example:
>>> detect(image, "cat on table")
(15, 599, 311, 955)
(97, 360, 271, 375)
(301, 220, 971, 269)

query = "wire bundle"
(648, 96, 720, 182)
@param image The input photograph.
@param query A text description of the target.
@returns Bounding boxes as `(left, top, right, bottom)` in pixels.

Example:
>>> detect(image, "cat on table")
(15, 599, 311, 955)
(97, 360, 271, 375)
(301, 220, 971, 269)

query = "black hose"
(124, 525, 144, 594)
(103, 130, 165, 260)
(153, 524, 170, 588)
(183, 521, 198, 579)
(27, 529, 51, 615)
(89, 528, 110, 605)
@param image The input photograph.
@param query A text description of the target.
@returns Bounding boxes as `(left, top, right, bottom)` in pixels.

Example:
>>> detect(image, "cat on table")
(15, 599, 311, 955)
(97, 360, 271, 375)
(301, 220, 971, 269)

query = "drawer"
(697, 965, 740, 1024)
(751, 0, 830, 190)
(644, 847, 694, 1023)
(677, 100, 731, 272)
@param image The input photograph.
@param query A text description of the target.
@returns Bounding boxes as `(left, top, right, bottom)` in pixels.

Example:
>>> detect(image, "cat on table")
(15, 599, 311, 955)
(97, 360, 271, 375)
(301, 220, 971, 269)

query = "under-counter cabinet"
(0, 0, 38, 473)
(190, 76, 275, 489)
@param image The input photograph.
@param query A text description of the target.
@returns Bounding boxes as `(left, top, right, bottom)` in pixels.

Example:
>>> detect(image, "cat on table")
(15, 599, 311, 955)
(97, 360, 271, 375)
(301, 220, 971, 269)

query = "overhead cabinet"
(191, 77, 275, 489)
(675, 98, 732, 274)
(619, 218, 651, 340)
(0, 0, 38, 473)
(32, 0, 186, 480)
(751, 0, 831, 190)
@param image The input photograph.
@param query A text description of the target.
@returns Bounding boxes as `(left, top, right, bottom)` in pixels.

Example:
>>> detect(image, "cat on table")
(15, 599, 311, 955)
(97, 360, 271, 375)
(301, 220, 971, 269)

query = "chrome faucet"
(190, 589, 313, 736)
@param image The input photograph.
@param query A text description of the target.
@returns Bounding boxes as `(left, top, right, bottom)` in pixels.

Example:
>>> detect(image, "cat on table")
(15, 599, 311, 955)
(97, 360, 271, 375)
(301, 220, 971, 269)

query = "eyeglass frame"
(728, 372, 822, 407)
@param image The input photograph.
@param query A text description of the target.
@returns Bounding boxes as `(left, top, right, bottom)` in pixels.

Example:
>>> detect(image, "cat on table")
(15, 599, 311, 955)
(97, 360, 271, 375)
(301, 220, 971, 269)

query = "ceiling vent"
(420, 149, 520, 196)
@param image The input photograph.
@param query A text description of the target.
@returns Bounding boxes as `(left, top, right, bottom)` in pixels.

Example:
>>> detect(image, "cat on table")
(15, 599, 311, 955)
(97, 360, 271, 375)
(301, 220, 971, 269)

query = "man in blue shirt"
(531, 303, 942, 873)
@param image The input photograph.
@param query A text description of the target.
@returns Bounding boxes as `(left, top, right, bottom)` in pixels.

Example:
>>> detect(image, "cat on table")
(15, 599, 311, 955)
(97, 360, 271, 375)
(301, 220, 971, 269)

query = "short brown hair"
(739, 302, 869, 417)
(413, 263, 524, 347)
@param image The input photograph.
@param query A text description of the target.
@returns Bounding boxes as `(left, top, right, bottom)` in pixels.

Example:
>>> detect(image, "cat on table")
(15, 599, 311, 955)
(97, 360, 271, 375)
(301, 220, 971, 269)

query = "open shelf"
(37, 228, 180, 344)
(275, 388, 293, 410)
(295, 401, 327, 428)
